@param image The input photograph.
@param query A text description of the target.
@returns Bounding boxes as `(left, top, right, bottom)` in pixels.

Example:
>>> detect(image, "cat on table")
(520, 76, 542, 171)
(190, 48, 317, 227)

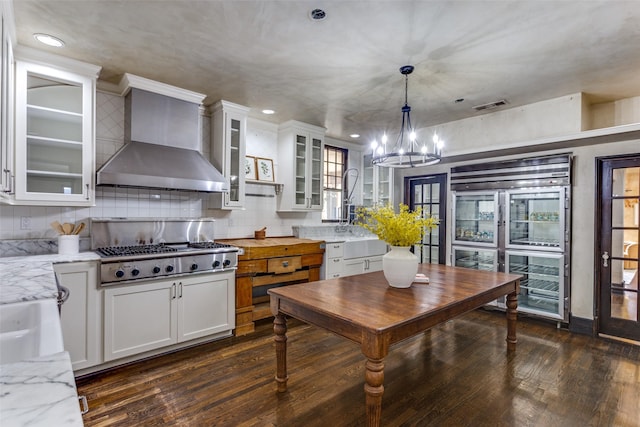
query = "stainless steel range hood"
(97, 77, 228, 193)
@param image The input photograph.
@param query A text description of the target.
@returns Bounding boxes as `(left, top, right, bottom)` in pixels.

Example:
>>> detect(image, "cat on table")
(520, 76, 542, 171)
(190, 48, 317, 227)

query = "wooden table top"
(269, 264, 522, 339)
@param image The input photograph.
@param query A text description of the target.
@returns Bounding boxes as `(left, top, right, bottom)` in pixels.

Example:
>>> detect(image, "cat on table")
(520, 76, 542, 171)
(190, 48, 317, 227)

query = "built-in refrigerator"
(450, 154, 571, 322)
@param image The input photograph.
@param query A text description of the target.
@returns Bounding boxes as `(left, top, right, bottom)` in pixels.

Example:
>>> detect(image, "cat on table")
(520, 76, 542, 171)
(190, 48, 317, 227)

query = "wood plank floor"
(76, 309, 640, 427)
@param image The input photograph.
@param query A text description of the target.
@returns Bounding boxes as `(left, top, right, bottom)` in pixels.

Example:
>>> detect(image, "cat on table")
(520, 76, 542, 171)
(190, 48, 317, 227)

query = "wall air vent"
(472, 99, 508, 111)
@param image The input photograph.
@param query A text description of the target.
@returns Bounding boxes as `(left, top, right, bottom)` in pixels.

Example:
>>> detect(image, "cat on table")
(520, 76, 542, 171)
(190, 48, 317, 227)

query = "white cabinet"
(210, 100, 249, 209)
(0, 3, 14, 195)
(104, 271, 235, 362)
(54, 261, 102, 371)
(343, 255, 383, 276)
(320, 241, 384, 279)
(3, 47, 100, 205)
(277, 120, 325, 211)
(321, 242, 344, 279)
(362, 153, 393, 207)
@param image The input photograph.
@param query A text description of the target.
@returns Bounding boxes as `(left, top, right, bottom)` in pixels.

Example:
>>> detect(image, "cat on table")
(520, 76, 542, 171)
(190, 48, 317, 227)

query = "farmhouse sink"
(0, 299, 64, 364)
(342, 238, 388, 260)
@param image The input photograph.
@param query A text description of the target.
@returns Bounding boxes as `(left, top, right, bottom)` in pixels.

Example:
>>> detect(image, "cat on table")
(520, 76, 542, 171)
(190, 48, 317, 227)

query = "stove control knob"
(115, 269, 125, 279)
(223, 259, 231, 267)
(131, 268, 140, 277)
(152, 266, 161, 274)
(190, 263, 198, 271)
(213, 260, 221, 268)
(166, 265, 174, 273)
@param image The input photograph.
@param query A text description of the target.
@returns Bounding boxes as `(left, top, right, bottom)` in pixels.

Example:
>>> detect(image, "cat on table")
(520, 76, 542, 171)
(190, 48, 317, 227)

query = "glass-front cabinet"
(277, 120, 325, 212)
(362, 153, 392, 207)
(452, 191, 499, 247)
(210, 100, 249, 210)
(505, 250, 566, 320)
(8, 52, 100, 206)
(505, 188, 566, 252)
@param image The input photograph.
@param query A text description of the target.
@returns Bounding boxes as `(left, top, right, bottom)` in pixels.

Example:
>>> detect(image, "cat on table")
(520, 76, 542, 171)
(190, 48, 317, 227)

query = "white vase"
(382, 246, 419, 288)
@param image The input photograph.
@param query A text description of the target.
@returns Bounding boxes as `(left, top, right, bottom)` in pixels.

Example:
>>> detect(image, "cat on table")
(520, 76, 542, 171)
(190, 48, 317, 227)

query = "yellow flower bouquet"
(356, 203, 438, 247)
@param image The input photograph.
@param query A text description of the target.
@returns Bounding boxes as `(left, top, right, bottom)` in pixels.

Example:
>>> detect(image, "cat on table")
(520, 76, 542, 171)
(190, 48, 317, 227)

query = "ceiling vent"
(472, 99, 508, 111)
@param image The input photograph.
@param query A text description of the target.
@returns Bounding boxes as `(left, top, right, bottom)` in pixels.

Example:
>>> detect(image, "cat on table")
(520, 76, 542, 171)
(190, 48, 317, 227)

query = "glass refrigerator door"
(452, 246, 498, 271)
(505, 188, 565, 252)
(452, 191, 499, 247)
(506, 250, 565, 320)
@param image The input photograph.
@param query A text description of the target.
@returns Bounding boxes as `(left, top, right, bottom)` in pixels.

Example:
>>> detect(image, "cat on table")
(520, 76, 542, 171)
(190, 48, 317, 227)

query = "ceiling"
(11, 0, 640, 146)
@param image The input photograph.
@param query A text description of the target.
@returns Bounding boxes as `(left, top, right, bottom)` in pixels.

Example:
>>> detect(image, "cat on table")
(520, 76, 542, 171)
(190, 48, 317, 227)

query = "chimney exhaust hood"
(96, 74, 229, 193)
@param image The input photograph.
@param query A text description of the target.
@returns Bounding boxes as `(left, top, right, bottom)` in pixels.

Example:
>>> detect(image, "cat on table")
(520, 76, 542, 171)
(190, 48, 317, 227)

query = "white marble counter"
(0, 252, 100, 305)
(0, 351, 84, 427)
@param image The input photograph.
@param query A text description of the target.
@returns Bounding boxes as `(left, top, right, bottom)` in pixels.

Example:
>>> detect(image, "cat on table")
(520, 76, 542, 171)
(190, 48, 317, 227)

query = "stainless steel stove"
(91, 218, 239, 285)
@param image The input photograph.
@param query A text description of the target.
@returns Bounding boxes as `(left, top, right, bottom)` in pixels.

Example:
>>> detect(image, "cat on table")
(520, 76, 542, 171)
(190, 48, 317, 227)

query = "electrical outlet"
(20, 216, 31, 230)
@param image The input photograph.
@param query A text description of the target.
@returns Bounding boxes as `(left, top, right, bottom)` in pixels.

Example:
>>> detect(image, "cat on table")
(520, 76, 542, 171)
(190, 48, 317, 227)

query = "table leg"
(506, 290, 518, 351)
(274, 313, 288, 392)
(364, 357, 384, 427)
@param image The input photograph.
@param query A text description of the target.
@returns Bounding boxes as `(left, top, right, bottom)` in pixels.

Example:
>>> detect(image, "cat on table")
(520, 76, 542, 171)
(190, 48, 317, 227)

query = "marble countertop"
(0, 351, 84, 427)
(0, 252, 100, 305)
(0, 253, 98, 426)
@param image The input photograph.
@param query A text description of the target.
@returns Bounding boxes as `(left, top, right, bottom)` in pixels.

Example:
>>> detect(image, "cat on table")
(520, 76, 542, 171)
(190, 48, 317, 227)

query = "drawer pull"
(282, 261, 289, 267)
(79, 395, 89, 414)
(333, 258, 341, 263)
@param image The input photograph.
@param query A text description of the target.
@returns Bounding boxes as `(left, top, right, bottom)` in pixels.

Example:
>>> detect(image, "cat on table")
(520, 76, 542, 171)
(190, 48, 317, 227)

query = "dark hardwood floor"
(76, 309, 640, 427)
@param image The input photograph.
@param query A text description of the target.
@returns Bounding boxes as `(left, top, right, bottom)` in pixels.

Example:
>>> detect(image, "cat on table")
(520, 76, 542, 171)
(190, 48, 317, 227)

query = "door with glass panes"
(406, 174, 446, 264)
(597, 156, 639, 342)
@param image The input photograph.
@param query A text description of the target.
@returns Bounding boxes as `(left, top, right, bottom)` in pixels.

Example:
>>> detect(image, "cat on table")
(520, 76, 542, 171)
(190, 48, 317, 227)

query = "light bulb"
(370, 140, 378, 150)
(376, 146, 384, 155)
(381, 134, 388, 144)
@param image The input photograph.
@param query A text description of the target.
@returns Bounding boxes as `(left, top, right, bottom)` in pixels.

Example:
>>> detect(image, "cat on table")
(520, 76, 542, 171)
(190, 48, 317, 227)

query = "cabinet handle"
(178, 282, 183, 298)
(282, 261, 289, 267)
(79, 395, 89, 414)
(3, 169, 14, 194)
(172, 283, 176, 299)
(85, 183, 90, 200)
(333, 258, 340, 263)
(601, 251, 609, 268)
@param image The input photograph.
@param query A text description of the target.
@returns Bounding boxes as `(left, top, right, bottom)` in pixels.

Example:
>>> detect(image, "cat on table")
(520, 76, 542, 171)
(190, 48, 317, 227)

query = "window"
(323, 145, 347, 221)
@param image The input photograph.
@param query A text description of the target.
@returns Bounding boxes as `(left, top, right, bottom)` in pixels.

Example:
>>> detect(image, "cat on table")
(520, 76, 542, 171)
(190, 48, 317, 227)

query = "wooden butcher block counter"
(219, 237, 325, 335)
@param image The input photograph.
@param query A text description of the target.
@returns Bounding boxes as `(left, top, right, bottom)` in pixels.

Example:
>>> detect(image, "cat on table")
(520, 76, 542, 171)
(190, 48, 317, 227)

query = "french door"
(405, 174, 447, 264)
(597, 155, 640, 342)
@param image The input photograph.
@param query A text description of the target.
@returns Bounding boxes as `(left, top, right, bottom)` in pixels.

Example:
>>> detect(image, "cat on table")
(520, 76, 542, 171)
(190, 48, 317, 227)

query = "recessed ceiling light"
(262, 109, 275, 115)
(349, 134, 360, 138)
(309, 8, 327, 21)
(33, 33, 65, 48)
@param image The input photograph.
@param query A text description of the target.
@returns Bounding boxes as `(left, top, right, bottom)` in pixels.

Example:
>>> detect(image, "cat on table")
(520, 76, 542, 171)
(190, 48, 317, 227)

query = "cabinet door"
(177, 272, 234, 342)
(55, 261, 101, 371)
(505, 250, 565, 320)
(452, 191, 499, 247)
(343, 258, 365, 277)
(293, 133, 308, 208)
(362, 153, 393, 207)
(365, 256, 383, 273)
(308, 134, 323, 209)
(505, 188, 565, 252)
(104, 280, 177, 361)
(0, 10, 14, 195)
(362, 154, 374, 207)
(13, 60, 94, 205)
(452, 246, 499, 271)
(210, 101, 249, 210)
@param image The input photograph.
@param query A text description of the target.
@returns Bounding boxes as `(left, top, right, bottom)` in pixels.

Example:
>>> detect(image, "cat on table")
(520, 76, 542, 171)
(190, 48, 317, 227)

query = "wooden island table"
(268, 263, 522, 427)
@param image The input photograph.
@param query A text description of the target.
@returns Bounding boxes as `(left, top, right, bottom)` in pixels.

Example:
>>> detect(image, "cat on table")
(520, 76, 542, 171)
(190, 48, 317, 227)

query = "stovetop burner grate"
(96, 244, 178, 257)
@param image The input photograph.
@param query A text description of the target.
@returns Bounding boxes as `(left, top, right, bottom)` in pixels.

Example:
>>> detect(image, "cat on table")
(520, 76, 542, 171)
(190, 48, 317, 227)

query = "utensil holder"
(58, 235, 79, 255)
(254, 230, 266, 240)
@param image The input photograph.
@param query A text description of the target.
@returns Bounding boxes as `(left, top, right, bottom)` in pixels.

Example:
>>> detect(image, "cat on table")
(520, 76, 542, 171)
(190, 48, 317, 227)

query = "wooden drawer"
(268, 256, 302, 274)
(325, 242, 344, 259)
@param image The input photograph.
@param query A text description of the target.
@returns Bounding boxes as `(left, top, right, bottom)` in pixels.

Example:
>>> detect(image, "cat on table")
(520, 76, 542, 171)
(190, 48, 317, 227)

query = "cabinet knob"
(282, 261, 289, 267)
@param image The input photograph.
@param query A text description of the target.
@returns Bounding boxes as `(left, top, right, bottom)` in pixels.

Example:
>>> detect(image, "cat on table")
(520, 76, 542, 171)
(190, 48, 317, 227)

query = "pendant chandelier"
(371, 65, 444, 168)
